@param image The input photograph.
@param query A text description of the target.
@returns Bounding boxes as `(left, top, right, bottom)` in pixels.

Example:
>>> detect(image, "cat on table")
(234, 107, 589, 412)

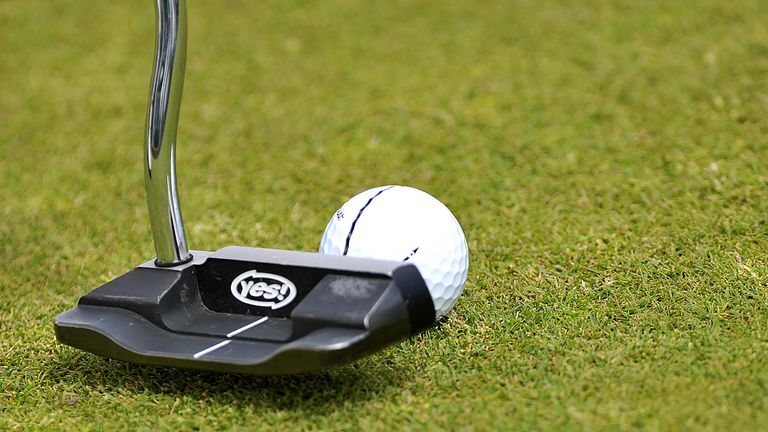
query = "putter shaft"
(145, 0, 190, 266)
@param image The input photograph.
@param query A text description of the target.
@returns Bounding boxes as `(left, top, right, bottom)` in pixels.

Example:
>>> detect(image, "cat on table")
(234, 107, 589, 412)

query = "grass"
(2, 0, 768, 429)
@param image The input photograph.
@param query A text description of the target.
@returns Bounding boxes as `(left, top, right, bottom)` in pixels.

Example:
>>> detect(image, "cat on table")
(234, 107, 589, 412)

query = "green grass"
(2, 0, 768, 429)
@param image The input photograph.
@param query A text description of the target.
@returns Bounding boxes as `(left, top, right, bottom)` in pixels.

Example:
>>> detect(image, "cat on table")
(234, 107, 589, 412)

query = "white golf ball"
(319, 185, 469, 318)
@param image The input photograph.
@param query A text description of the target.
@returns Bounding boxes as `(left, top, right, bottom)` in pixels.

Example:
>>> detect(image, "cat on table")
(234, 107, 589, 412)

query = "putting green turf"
(2, 0, 768, 429)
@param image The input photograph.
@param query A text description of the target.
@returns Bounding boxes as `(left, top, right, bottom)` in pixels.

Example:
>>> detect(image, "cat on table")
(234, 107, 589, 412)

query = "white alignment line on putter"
(192, 316, 269, 359)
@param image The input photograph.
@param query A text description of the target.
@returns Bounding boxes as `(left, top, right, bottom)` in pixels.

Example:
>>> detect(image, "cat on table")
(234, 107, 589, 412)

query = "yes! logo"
(230, 270, 297, 309)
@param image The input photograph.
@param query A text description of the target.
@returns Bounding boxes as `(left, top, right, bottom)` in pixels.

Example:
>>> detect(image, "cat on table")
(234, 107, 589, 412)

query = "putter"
(54, 0, 436, 375)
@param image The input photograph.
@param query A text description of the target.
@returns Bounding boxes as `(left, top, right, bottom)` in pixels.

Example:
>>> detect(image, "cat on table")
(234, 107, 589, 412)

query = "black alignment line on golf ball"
(192, 316, 269, 358)
(343, 186, 395, 255)
(403, 247, 419, 261)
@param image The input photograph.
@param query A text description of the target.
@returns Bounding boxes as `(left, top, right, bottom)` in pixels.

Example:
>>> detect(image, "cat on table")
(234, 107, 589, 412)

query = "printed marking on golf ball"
(320, 185, 469, 317)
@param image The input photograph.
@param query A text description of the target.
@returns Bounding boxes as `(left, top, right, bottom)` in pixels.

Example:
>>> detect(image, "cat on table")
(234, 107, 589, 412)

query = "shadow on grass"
(43, 348, 410, 413)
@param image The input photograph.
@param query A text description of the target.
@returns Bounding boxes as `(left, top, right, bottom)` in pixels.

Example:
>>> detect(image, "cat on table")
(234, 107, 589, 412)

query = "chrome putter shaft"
(145, 0, 190, 266)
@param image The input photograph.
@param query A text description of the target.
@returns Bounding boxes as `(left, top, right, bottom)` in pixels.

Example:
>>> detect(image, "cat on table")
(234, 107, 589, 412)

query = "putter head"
(54, 247, 436, 375)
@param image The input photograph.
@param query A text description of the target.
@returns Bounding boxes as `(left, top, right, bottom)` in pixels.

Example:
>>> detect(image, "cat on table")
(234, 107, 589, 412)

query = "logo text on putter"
(231, 270, 297, 309)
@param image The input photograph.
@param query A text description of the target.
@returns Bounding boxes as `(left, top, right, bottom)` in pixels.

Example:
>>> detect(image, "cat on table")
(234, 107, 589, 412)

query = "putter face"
(54, 247, 436, 375)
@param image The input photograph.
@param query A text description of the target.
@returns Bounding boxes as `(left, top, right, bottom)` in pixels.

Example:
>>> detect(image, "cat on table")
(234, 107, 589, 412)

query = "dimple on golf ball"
(319, 185, 469, 317)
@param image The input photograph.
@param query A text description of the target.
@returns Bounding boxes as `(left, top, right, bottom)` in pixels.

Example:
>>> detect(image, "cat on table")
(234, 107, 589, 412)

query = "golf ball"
(319, 185, 469, 317)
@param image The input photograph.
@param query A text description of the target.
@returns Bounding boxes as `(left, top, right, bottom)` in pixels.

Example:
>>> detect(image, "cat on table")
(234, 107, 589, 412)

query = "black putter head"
(54, 247, 436, 375)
